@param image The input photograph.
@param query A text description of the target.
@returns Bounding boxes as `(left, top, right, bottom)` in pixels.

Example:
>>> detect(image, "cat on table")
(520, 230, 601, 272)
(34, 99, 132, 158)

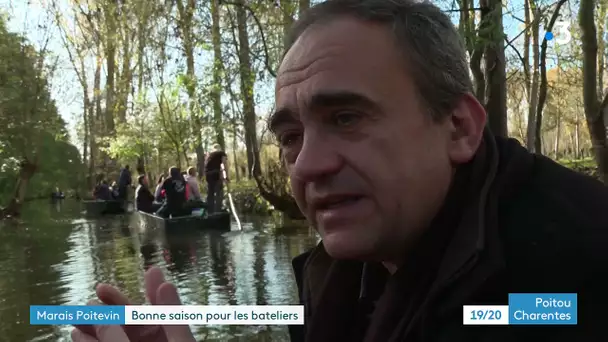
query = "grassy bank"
(558, 158, 599, 179)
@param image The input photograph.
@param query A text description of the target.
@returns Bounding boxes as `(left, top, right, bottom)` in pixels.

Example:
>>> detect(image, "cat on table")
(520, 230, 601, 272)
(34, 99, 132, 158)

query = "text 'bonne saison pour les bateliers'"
(37, 310, 300, 323)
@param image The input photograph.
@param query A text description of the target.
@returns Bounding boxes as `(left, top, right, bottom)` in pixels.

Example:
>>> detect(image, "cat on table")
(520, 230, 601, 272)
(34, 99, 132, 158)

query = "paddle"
(221, 163, 242, 231)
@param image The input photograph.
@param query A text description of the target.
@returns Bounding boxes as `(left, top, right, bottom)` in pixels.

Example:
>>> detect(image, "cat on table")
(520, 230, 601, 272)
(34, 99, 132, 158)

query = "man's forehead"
(277, 17, 396, 82)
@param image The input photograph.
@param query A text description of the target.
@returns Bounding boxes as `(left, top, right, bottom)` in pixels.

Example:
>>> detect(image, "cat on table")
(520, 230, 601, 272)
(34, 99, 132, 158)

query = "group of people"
(92, 165, 132, 201)
(134, 145, 229, 218)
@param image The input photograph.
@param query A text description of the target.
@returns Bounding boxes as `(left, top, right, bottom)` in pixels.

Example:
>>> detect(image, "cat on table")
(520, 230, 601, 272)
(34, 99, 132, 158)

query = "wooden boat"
(82, 199, 128, 215)
(50, 192, 65, 199)
(137, 210, 232, 232)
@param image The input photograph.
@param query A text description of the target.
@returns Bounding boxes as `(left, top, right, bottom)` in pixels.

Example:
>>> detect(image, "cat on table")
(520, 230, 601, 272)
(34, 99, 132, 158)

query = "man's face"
(273, 18, 456, 261)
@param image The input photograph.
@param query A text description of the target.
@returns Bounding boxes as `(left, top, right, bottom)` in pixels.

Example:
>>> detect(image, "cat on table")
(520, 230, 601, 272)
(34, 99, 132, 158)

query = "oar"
(221, 163, 242, 231)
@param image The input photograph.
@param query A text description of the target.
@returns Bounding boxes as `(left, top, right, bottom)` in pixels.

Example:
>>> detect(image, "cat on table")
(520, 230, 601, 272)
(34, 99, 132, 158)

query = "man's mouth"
(316, 196, 363, 210)
(313, 194, 365, 211)
(312, 194, 368, 226)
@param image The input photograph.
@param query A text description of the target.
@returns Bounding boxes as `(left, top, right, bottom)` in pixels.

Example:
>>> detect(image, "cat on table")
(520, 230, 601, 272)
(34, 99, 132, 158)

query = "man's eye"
(278, 132, 301, 147)
(331, 111, 361, 127)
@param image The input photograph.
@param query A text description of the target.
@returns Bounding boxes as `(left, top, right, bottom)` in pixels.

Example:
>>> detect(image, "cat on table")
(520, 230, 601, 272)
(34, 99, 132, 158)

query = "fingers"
(94, 324, 130, 341)
(71, 324, 130, 342)
(71, 300, 104, 338)
(71, 328, 97, 342)
(73, 325, 97, 338)
(96, 284, 131, 306)
(97, 267, 166, 305)
(144, 266, 166, 304)
(72, 268, 171, 341)
(157, 282, 182, 305)
(157, 283, 196, 342)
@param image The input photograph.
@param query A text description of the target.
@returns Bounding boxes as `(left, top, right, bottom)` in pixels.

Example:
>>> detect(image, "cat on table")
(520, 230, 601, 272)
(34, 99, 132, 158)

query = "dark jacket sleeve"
(288, 250, 313, 342)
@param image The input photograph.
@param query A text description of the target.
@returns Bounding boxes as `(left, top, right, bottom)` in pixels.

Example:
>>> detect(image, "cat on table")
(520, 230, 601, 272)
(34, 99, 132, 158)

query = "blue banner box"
(30, 306, 126, 325)
(508, 293, 577, 325)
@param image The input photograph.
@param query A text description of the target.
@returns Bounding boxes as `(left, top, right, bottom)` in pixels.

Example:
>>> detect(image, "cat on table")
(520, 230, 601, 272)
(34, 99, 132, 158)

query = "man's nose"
(292, 132, 342, 182)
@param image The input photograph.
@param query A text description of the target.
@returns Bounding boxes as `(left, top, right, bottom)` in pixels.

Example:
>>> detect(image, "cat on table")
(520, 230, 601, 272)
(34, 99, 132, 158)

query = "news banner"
(30, 293, 576, 326)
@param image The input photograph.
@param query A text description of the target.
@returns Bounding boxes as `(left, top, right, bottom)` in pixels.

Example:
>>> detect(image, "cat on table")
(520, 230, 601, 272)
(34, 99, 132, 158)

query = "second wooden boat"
(137, 210, 232, 232)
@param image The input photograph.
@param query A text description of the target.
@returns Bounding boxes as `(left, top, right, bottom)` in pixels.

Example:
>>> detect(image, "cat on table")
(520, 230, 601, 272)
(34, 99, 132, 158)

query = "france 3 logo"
(541, 21, 572, 45)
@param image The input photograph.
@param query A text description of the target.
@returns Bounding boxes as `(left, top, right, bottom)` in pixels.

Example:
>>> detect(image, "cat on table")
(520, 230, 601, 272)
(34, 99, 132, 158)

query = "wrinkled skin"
(270, 17, 485, 266)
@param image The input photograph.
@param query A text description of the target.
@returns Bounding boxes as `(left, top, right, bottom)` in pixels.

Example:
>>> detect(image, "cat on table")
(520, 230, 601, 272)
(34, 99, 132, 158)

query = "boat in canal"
(137, 210, 232, 232)
(82, 199, 129, 215)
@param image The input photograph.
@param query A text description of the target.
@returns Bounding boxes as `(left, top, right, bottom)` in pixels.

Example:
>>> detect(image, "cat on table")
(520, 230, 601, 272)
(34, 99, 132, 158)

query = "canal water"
(0, 200, 319, 342)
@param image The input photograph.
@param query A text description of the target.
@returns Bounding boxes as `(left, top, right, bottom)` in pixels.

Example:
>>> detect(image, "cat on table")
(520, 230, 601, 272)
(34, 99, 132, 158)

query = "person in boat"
(205, 144, 228, 213)
(93, 180, 112, 201)
(117, 165, 132, 200)
(154, 175, 165, 202)
(109, 181, 119, 199)
(135, 174, 160, 214)
(185, 167, 203, 202)
(155, 167, 190, 218)
(51, 187, 64, 199)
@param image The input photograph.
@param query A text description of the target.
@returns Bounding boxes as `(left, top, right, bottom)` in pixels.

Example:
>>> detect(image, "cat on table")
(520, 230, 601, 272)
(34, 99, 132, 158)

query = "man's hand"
(71, 267, 195, 342)
(72, 323, 130, 341)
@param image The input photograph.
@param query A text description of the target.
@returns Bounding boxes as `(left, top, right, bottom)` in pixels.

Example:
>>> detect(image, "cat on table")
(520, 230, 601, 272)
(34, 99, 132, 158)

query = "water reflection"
(0, 200, 319, 341)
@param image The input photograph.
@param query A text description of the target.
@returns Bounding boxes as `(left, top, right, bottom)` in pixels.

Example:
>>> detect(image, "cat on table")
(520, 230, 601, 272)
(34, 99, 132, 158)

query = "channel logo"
(543, 21, 572, 45)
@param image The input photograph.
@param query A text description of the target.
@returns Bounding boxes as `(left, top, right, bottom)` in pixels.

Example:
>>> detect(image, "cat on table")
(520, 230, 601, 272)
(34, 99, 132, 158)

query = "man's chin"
(321, 232, 378, 261)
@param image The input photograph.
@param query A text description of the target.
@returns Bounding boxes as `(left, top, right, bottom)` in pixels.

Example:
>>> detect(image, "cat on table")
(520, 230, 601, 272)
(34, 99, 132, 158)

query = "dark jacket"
(205, 151, 227, 182)
(162, 169, 187, 209)
(288, 131, 608, 342)
(118, 168, 132, 188)
(135, 184, 155, 213)
(93, 183, 112, 201)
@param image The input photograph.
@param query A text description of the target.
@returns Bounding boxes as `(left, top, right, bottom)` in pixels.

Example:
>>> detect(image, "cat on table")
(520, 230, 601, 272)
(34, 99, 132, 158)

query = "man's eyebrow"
(269, 91, 378, 133)
(309, 91, 379, 111)
(268, 108, 297, 133)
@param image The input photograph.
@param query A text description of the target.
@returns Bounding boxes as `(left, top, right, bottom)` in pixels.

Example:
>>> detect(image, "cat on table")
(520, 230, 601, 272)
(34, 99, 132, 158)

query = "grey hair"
(284, 0, 472, 120)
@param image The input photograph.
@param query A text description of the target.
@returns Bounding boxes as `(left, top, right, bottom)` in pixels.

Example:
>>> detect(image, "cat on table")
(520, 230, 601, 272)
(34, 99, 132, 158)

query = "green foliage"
(0, 15, 83, 203)
(228, 179, 273, 215)
(559, 158, 599, 179)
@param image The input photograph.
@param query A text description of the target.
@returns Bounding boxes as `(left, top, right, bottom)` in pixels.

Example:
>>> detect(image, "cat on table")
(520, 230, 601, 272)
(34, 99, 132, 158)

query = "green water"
(0, 200, 318, 342)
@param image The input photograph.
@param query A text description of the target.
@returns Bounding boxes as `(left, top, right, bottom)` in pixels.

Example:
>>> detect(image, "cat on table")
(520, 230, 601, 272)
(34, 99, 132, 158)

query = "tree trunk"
(83, 90, 89, 166)
(2, 161, 37, 217)
(232, 126, 240, 182)
(579, 0, 608, 182)
(90, 48, 102, 187)
(575, 110, 581, 159)
(176, 0, 205, 177)
(236, 0, 261, 179)
(298, 0, 310, 15)
(116, 26, 132, 124)
(534, 0, 568, 153)
(480, 0, 508, 137)
(598, 2, 607, 97)
(527, 4, 540, 151)
(211, 0, 226, 150)
(105, 25, 116, 135)
(88, 100, 97, 190)
(554, 58, 562, 159)
(282, 0, 295, 44)
(523, 0, 531, 98)
(554, 110, 561, 158)
(458, 0, 475, 56)
(469, 0, 484, 103)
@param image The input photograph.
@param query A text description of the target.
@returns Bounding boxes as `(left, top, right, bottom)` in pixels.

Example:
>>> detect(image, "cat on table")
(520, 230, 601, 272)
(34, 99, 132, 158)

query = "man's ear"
(447, 93, 487, 164)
